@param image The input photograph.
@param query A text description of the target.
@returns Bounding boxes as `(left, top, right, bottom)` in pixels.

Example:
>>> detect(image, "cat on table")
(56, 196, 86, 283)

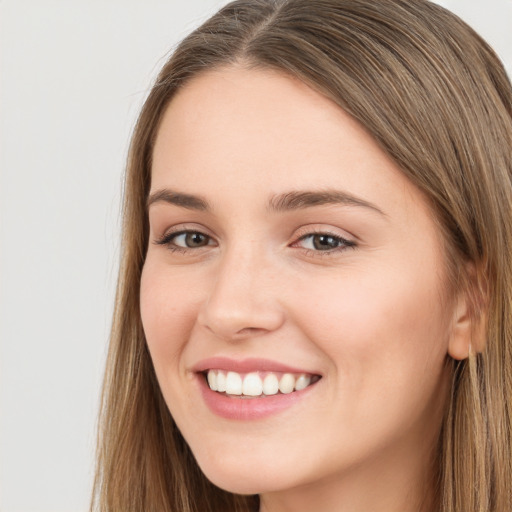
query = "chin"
(195, 449, 298, 495)
(205, 473, 268, 495)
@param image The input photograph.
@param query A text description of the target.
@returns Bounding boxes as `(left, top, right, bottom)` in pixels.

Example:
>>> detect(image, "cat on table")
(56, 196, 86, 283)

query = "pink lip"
(191, 357, 321, 421)
(192, 356, 318, 375)
(196, 374, 318, 420)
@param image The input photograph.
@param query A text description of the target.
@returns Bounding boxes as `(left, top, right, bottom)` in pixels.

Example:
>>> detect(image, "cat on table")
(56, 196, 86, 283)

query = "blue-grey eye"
(173, 231, 211, 248)
(300, 234, 348, 251)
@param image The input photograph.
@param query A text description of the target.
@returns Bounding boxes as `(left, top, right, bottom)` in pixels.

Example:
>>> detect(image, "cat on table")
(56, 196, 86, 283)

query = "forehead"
(151, 66, 426, 222)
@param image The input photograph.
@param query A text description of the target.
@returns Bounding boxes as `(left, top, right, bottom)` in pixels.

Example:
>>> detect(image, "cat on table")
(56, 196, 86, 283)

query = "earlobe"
(448, 316, 488, 361)
(447, 267, 488, 361)
(447, 294, 473, 360)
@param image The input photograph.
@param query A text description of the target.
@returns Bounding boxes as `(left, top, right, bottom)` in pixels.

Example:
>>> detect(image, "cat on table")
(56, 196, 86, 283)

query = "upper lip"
(191, 356, 320, 375)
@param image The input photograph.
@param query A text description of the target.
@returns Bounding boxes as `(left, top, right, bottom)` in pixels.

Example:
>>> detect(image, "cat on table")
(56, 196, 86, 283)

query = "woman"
(91, 1, 512, 511)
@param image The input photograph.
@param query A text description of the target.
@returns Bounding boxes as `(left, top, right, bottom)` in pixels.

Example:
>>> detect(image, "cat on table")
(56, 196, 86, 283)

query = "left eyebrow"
(146, 188, 211, 211)
(267, 189, 386, 216)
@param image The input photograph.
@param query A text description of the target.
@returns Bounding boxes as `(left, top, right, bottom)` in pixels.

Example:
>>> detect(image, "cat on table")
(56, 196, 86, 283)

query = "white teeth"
(216, 371, 227, 392)
(225, 371, 242, 395)
(295, 374, 311, 391)
(279, 373, 295, 394)
(207, 370, 218, 391)
(242, 372, 263, 396)
(206, 369, 317, 397)
(262, 373, 279, 395)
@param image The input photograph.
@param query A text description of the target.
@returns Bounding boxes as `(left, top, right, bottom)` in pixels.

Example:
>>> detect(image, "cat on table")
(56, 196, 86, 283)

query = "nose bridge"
(198, 240, 284, 340)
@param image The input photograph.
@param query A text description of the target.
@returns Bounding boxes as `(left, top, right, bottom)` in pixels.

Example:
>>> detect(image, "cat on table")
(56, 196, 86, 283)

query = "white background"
(1, 1, 510, 511)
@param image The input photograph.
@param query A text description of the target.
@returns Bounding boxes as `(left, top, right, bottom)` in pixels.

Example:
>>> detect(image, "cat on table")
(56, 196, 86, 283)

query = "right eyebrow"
(147, 188, 211, 211)
(267, 189, 386, 217)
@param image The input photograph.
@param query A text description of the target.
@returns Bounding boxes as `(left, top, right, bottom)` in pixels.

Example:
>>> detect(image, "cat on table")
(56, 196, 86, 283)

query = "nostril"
(236, 327, 265, 335)
(201, 318, 280, 342)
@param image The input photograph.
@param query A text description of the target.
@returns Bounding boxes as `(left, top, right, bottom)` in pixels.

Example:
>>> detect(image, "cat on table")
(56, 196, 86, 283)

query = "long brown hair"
(91, 1, 512, 510)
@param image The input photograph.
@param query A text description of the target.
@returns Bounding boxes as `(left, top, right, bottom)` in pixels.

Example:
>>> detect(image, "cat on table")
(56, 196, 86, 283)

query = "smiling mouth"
(204, 369, 321, 398)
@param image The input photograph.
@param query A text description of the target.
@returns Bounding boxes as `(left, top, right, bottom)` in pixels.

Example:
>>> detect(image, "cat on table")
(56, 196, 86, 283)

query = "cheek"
(285, 266, 452, 464)
(140, 260, 199, 373)
(291, 260, 451, 405)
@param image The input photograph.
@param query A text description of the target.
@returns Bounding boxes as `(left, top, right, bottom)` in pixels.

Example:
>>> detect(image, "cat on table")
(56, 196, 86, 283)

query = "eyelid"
(155, 222, 212, 239)
(293, 224, 356, 243)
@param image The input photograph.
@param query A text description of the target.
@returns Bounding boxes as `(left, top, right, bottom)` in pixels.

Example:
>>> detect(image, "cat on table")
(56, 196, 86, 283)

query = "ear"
(447, 265, 487, 361)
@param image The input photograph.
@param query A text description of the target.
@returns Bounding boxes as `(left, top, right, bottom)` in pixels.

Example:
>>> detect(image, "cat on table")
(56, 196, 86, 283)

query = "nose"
(197, 248, 285, 341)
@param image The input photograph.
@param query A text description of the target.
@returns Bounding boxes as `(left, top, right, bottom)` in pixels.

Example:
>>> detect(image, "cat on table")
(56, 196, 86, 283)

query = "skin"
(140, 66, 473, 512)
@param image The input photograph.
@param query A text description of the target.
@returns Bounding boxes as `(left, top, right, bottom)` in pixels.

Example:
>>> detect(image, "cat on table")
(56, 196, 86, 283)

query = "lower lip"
(197, 374, 317, 420)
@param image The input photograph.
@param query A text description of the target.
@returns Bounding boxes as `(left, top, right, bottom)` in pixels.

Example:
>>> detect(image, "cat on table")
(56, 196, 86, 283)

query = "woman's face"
(141, 67, 462, 506)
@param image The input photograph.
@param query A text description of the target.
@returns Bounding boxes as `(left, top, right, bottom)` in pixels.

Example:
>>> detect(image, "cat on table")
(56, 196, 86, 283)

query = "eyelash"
(154, 228, 357, 257)
(154, 230, 214, 254)
(293, 230, 356, 256)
